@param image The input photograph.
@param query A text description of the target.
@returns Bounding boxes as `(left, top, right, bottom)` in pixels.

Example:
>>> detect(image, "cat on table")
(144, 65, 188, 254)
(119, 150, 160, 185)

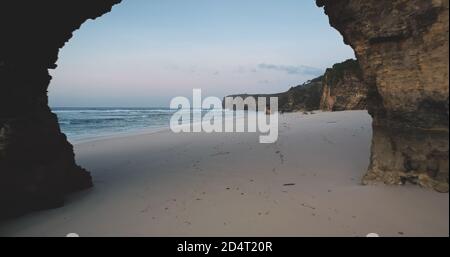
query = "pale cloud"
(257, 63, 323, 76)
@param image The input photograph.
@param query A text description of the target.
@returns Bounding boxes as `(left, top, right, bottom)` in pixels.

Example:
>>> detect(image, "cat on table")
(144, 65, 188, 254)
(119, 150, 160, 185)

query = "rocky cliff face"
(320, 59, 367, 111)
(226, 59, 367, 113)
(0, 1, 121, 218)
(317, 0, 449, 192)
(0, 0, 447, 219)
(226, 77, 323, 113)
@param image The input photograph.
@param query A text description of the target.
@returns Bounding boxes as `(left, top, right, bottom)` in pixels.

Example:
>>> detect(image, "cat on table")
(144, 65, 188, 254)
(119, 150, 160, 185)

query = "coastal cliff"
(0, 1, 121, 218)
(0, 0, 448, 219)
(226, 59, 367, 113)
(225, 77, 323, 113)
(320, 59, 366, 111)
(317, 0, 449, 192)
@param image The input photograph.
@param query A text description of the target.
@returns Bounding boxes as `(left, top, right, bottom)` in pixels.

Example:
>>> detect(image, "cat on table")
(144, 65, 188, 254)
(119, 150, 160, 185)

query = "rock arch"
(0, 0, 448, 218)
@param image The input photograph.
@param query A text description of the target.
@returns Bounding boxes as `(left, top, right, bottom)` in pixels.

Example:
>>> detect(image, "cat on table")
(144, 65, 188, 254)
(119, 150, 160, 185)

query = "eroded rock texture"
(0, 1, 121, 218)
(318, 0, 449, 192)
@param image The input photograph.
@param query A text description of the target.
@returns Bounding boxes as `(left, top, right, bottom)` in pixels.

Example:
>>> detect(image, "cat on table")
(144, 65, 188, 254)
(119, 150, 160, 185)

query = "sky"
(49, 0, 354, 107)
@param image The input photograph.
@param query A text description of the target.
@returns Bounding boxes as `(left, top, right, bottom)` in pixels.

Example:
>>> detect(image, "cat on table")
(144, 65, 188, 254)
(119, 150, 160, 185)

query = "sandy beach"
(0, 111, 448, 237)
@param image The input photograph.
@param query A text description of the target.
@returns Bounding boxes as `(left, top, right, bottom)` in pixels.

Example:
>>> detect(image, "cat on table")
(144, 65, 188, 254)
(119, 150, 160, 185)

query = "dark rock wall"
(317, 0, 449, 192)
(0, 1, 121, 218)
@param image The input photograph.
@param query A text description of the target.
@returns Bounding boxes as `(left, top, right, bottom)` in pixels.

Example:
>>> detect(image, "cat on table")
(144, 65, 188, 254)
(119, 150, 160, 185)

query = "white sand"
(0, 111, 448, 237)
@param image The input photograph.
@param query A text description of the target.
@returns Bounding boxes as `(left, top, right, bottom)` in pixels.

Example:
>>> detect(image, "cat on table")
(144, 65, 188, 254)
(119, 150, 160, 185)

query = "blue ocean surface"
(52, 107, 176, 142)
(52, 107, 247, 143)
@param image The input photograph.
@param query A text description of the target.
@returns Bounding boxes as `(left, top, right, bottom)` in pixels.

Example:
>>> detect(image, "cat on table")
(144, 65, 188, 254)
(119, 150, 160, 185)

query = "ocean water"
(52, 107, 247, 143)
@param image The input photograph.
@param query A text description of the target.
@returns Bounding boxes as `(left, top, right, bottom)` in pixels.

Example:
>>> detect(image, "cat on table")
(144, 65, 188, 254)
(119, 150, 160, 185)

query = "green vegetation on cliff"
(323, 59, 363, 88)
(225, 59, 366, 113)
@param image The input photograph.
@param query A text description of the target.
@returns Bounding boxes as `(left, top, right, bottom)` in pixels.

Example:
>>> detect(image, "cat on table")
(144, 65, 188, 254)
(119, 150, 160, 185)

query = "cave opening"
(1, 0, 448, 234)
(48, 0, 356, 144)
